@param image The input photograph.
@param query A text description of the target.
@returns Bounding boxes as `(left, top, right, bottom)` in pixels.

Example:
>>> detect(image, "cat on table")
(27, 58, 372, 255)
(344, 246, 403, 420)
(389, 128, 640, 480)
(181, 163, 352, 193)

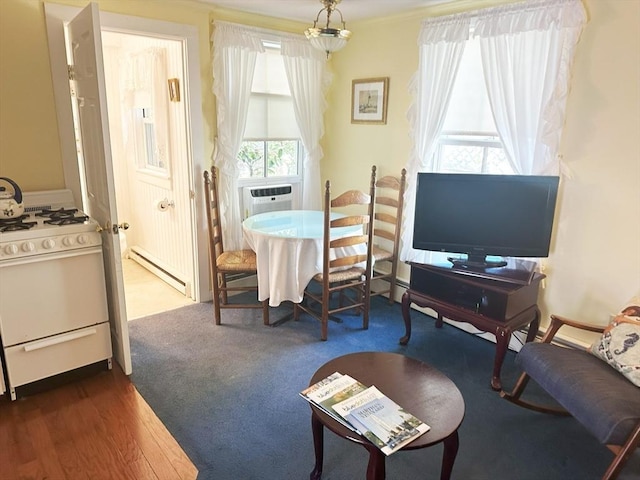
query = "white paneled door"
(68, 3, 132, 375)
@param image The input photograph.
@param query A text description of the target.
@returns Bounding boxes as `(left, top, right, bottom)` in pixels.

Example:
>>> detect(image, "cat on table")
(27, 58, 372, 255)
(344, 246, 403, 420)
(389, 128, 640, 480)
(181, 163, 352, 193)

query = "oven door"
(0, 247, 109, 346)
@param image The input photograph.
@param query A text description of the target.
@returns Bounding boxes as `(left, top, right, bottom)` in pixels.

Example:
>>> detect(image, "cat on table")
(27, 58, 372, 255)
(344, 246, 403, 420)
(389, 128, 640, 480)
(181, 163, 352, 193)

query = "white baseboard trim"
(129, 248, 189, 296)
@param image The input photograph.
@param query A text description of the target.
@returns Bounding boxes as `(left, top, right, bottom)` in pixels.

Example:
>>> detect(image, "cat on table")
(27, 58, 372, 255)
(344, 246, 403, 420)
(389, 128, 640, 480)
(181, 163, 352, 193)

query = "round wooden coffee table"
(308, 351, 465, 480)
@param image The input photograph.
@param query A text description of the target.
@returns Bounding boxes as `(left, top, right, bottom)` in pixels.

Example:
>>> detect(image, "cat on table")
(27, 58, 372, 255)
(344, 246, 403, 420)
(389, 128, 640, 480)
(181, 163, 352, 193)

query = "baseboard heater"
(128, 247, 191, 297)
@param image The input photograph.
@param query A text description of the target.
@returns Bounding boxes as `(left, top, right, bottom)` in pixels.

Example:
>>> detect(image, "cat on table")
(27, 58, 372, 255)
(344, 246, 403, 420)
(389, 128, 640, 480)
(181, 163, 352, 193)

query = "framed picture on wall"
(351, 77, 389, 124)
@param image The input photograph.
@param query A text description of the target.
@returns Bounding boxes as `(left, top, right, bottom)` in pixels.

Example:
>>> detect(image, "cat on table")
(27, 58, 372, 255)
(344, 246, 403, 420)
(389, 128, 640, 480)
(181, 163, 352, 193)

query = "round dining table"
(242, 210, 362, 307)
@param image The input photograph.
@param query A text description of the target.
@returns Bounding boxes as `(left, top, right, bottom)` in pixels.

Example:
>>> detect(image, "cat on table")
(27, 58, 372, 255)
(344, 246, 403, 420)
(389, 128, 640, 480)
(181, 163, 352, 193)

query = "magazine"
(300, 374, 431, 455)
(299, 372, 369, 434)
(331, 385, 430, 456)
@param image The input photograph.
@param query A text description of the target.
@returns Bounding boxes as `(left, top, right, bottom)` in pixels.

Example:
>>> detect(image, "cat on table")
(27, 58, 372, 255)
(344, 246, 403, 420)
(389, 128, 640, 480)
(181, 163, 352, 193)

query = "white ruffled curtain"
(281, 38, 330, 210)
(475, 0, 587, 175)
(400, 0, 587, 263)
(212, 22, 329, 248)
(400, 15, 471, 265)
(211, 22, 264, 250)
(122, 47, 170, 170)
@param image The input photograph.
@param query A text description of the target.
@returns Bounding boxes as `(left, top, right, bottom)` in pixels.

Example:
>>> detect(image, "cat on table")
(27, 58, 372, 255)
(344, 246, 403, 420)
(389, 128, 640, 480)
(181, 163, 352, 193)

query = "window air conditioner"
(243, 184, 293, 219)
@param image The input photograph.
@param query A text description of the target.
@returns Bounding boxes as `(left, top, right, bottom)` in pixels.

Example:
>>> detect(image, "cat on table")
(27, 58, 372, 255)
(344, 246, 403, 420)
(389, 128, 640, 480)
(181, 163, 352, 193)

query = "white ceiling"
(196, 0, 454, 23)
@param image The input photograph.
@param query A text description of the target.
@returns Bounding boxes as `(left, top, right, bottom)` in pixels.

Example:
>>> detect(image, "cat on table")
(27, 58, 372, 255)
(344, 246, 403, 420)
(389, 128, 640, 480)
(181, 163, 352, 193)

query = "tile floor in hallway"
(122, 257, 195, 320)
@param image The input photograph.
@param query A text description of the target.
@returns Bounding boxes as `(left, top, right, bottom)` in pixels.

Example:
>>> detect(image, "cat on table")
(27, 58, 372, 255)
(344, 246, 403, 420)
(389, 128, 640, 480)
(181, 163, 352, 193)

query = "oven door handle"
(23, 328, 97, 352)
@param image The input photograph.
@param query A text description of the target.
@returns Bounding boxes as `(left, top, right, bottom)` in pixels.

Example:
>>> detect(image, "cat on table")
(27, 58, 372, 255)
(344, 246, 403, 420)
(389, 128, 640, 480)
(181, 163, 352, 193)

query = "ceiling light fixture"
(305, 0, 352, 58)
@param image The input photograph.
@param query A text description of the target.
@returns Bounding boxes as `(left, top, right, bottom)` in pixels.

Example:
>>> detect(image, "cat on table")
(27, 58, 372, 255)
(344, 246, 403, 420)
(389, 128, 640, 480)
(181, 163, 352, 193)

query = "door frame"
(44, 2, 210, 304)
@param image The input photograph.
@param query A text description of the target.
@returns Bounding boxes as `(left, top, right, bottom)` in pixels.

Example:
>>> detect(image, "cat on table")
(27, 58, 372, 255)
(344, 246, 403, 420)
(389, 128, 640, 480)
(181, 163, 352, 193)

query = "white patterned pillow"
(590, 299, 640, 387)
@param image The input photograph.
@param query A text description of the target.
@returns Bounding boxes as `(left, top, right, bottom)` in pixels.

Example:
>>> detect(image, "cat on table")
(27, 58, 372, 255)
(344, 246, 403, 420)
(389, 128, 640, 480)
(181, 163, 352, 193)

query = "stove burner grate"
(44, 216, 89, 226)
(36, 208, 79, 219)
(36, 208, 89, 226)
(0, 215, 37, 232)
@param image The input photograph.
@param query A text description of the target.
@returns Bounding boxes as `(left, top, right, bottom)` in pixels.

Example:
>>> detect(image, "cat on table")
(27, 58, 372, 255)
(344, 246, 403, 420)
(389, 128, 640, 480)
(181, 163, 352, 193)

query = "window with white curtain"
(400, 0, 587, 264)
(435, 38, 514, 175)
(238, 42, 302, 181)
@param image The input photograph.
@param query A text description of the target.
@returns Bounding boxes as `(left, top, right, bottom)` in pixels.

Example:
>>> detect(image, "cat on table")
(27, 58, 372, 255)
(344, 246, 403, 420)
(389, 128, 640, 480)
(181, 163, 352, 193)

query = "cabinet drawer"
(4, 322, 112, 390)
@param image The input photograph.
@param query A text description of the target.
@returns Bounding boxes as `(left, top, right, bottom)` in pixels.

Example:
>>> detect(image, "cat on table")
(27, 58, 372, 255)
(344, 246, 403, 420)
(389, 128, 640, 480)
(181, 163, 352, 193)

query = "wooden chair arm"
(540, 314, 606, 343)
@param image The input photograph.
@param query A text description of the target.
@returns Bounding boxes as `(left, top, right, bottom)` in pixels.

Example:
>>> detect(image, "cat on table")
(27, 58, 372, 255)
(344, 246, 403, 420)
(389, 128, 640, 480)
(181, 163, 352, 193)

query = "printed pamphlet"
(299, 372, 368, 433)
(300, 373, 430, 455)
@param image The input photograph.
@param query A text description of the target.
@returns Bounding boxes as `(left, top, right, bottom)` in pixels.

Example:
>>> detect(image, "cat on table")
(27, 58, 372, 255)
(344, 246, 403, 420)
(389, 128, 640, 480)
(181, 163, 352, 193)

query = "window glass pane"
(267, 140, 298, 177)
(485, 147, 513, 174)
(238, 141, 265, 178)
(438, 144, 484, 173)
(436, 137, 515, 175)
(143, 122, 159, 167)
(134, 107, 166, 172)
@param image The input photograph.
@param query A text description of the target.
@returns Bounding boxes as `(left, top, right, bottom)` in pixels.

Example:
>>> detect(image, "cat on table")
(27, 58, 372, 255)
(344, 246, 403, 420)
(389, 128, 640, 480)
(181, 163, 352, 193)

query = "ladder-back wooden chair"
(371, 168, 406, 304)
(203, 167, 269, 326)
(293, 166, 376, 340)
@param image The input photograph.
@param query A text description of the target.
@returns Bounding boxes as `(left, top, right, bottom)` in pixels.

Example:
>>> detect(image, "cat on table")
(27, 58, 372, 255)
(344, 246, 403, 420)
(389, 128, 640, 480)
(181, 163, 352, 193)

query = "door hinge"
(67, 64, 75, 81)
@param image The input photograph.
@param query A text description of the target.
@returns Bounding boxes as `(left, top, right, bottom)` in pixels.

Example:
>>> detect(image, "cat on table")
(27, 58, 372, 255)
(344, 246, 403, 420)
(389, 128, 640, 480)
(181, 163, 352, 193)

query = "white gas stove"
(0, 189, 101, 260)
(0, 189, 112, 400)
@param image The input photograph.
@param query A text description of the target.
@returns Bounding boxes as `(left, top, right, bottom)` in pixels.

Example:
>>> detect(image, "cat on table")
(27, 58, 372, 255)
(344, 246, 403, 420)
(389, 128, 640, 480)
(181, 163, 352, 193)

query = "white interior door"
(68, 3, 132, 375)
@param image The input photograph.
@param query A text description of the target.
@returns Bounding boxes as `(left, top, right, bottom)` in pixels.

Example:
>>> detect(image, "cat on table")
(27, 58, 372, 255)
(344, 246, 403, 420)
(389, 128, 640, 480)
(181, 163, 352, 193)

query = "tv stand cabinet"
(401, 262, 543, 390)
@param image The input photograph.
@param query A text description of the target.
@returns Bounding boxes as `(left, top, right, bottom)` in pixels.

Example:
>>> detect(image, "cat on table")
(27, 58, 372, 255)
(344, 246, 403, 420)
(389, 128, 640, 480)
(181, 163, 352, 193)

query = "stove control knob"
(4, 244, 18, 256)
(77, 234, 89, 245)
(43, 238, 56, 249)
(21, 242, 35, 253)
(62, 236, 76, 247)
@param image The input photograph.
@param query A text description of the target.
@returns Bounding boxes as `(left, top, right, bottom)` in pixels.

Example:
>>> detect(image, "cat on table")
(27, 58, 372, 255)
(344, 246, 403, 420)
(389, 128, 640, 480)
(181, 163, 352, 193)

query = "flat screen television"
(413, 173, 560, 269)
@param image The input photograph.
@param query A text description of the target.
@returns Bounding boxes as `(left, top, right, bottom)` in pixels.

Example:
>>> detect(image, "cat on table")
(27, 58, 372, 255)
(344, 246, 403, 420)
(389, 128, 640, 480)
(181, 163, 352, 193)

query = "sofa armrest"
(540, 314, 606, 344)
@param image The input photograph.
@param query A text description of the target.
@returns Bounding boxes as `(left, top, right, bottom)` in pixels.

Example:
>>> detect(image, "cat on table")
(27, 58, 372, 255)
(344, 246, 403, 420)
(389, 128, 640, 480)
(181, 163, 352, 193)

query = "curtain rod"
(211, 20, 304, 41)
(422, 0, 583, 27)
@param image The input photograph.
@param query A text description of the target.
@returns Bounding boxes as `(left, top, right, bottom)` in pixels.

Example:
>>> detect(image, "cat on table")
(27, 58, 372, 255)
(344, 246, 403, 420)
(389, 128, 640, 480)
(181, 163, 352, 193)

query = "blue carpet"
(128, 296, 640, 480)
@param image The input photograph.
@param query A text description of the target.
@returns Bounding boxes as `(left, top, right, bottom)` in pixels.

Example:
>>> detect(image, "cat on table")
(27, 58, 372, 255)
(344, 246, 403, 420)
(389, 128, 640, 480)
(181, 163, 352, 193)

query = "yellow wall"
(1, 0, 638, 340)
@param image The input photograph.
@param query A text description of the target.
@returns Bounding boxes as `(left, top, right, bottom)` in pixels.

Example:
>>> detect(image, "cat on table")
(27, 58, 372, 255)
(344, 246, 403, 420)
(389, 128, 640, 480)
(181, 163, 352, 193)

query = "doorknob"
(157, 198, 175, 211)
(96, 221, 130, 234)
(112, 222, 130, 234)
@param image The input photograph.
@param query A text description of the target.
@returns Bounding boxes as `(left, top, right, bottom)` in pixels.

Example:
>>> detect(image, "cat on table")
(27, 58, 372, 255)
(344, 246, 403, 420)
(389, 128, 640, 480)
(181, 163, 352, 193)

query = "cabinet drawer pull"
(24, 328, 97, 352)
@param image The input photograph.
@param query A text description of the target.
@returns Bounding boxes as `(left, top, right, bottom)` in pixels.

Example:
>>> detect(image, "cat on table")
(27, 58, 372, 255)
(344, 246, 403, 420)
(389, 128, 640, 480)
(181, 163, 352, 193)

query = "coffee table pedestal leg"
(364, 445, 386, 480)
(441, 430, 459, 480)
(310, 413, 324, 480)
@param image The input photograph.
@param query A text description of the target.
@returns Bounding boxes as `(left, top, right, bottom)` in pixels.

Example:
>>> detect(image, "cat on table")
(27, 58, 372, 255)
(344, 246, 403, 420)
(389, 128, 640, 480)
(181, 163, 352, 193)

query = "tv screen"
(413, 173, 559, 268)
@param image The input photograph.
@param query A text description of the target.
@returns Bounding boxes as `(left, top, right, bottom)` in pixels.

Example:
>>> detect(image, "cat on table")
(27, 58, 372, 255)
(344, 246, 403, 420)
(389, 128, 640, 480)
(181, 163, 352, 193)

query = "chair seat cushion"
(217, 249, 257, 271)
(372, 245, 393, 262)
(313, 267, 364, 283)
(517, 342, 640, 445)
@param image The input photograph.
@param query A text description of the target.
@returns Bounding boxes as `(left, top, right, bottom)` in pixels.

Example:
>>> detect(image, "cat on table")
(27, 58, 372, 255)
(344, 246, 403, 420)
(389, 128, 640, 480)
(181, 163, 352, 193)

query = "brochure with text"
(300, 373, 430, 455)
(300, 372, 368, 434)
(331, 385, 430, 456)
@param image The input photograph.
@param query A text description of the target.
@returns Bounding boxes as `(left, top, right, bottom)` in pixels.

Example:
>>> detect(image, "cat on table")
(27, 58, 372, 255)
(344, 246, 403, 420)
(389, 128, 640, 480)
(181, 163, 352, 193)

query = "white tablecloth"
(242, 210, 364, 307)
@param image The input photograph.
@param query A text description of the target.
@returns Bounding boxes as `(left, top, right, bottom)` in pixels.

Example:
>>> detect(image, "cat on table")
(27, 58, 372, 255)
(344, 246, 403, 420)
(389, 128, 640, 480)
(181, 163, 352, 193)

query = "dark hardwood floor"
(0, 364, 197, 480)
